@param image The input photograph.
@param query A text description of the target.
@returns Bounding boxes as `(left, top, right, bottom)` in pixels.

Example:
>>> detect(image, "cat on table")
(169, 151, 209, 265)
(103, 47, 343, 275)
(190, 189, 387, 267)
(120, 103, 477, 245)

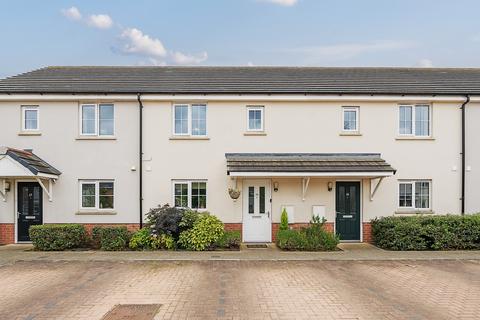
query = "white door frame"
(242, 179, 272, 242)
(15, 179, 44, 243)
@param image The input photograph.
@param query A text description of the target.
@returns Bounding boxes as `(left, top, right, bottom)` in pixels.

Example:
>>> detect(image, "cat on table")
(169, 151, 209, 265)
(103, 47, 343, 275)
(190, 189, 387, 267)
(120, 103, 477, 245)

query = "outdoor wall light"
(4, 181, 11, 192)
(273, 181, 279, 192)
(327, 181, 333, 192)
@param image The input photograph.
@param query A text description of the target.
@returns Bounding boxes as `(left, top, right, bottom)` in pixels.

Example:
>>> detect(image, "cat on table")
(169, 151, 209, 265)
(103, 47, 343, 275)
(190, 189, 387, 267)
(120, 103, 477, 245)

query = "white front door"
(243, 180, 271, 242)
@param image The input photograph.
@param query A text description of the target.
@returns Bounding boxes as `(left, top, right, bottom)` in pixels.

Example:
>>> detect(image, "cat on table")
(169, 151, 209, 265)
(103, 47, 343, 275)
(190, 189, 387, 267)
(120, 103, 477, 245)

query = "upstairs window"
(398, 180, 431, 210)
(173, 104, 207, 136)
(399, 104, 430, 136)
(80, 104, 114, 136)
(247, 106, 264, 131)
(22, 106, 39, 131)
(342, 106, 359, 132)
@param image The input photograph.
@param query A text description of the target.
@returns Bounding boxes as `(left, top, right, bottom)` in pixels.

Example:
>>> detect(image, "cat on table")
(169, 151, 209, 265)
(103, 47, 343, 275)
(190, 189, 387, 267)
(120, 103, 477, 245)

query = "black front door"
(17, 182, 43, 242)
(335, 182, 361, 241)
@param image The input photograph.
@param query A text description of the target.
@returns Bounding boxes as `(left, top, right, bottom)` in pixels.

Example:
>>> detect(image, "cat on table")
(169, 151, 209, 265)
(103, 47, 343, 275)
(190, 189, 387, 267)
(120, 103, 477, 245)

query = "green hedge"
(276, 225, 339, 251)
(213, 231, 241, 250)
(92, 226, 131, 251)
(29, 224, 87, 251)
(372, 214, 480, 250)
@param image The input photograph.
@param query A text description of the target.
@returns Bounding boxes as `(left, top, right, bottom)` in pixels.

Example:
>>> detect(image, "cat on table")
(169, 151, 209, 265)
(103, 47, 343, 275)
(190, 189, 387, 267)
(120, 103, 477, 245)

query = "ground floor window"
(80, 180, 114, 210)
(398, 180, 430, 210)
(173, 180, 207, 209)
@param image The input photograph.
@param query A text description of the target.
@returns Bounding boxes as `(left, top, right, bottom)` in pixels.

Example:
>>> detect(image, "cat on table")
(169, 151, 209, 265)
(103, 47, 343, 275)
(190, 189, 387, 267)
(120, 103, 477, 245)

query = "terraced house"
(0, 67, 479, 244)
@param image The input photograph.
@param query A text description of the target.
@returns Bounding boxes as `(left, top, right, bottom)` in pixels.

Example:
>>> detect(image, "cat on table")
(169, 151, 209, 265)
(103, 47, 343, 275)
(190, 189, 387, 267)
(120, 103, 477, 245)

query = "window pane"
(415, 105, 430, 136)
(399, 183, 412, 207)
(248, 109, 263, 130)
(82, 183, 96, 208)
(191, 182, 207, 209)
(174, 105, 189, 134)
(82, 105, 96, 134)
(174, 183, 188, 207)
(259, 186, 265, 214)
(24, 109, 38, 130)
(191, 105, 206, 136)
(399, 106, 413, 135)
(344, 110, 357, 131)
(98, 182, 114, 209)
(415, 181, 430, 209)
(248, 186, 254, 214)
(99, 104, 114, 136)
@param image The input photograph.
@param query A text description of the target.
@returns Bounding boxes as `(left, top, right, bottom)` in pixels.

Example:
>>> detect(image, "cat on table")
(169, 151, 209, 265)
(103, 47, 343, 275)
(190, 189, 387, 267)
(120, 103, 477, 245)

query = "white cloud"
(247, 62, 255, 66)
(120, 28, 167, 58)
(61, 7, 82, 21)
(171, 51, 208, 65)
(417, 58, 433, 68)
(289, 41, 413, 61)
(87, 14, 113, 29)
(259, 0, 298, 6)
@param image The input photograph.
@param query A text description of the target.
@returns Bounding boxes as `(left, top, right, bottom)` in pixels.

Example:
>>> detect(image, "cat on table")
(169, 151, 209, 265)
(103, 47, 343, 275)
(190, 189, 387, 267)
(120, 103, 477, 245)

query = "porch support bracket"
(35, 177, 53, 202)
(0, 179, 6, 202)
(302, 177, 311, 201)
(370, 177, 385, 201)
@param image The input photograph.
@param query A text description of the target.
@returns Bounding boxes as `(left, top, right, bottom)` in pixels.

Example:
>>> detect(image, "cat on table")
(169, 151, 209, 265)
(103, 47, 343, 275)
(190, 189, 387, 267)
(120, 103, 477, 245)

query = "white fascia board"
(228, 171, 394, 177)
(37, 173, 59, 179)
(0, 93, 475, 103)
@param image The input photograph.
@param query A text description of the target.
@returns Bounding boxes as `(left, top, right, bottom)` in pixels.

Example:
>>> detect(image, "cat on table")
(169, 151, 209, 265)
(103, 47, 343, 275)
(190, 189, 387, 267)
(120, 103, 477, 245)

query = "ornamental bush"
(178, 214, 225, 251)
(146, 204, 185, 239)
(129, 228, 175, 250)
(29, 224, 87, 251)
(213, 231, 241, 250)
(92, 226, 131, 251)
(371, 214, 480, 250)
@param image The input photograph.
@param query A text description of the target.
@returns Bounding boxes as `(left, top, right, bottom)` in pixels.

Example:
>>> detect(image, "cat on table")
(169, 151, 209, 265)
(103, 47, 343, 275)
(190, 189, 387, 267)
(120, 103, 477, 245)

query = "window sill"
(18, 131, 42, 136)
(395, 210, 434, 215)
(244, 131, 267, 136)
(396, 136, 435, 141)
(339, 131, 362, 136)
(76, 210, 117, 215)
(76, 136, 117, 140)
(169, 136, 210, 140)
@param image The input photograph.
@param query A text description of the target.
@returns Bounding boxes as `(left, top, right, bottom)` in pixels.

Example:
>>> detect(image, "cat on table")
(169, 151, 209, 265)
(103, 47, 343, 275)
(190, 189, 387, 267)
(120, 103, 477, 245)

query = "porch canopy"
(225, 153, 396, 200)
(0, 147, 61, 201)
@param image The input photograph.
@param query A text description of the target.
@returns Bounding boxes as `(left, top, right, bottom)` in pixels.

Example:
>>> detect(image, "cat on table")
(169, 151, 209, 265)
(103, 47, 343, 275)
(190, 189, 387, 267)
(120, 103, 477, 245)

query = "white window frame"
(171, 180, 207, 210)
(398, 180, 431, 210)
(246, 106, 264, 132)
(79, 180, 115, 211)
(398, 104, 431, 137)
(342, 106, 359, 132)
(172, 104, 207, 136)
(21, 105, 40, 131)
(79, 103, 115, 137)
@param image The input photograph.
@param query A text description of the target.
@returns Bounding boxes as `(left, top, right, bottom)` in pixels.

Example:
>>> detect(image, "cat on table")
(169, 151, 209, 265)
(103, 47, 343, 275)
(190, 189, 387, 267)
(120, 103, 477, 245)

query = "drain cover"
(101, 304, 161, 320)
(246, 244, 268, 249)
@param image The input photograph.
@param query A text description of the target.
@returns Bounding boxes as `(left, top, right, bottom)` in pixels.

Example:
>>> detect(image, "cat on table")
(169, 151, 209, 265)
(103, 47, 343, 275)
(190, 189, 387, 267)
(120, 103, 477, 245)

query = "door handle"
(267, 211, 270, 218)
(17, 212, 21, 219)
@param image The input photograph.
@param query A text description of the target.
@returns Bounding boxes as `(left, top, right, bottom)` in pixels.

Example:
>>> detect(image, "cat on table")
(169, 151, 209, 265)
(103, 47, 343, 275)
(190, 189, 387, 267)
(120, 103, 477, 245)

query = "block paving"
(0, 260, 478, 319)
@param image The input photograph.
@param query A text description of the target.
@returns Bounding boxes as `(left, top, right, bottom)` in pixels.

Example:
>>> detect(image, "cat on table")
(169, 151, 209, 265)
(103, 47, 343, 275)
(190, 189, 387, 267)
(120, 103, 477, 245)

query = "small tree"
(280, 208, 289, 231)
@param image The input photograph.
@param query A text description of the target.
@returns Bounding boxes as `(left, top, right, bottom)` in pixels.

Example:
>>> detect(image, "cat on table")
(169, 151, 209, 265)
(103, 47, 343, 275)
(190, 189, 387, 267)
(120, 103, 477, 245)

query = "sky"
(1, 0, 480, 78)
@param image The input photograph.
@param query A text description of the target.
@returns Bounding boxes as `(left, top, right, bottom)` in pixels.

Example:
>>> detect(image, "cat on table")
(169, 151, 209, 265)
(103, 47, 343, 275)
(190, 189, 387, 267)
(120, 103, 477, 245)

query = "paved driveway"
(0, 260, 479, 320)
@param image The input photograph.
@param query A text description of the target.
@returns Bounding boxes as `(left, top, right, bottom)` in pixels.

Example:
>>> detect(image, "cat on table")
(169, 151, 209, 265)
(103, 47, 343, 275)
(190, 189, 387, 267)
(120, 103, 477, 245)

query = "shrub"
(29, 224, 87, 251)
(178, 209, 201, 231)
(146, 204, 185, 239)
(214, 231, 241, 249)
(129, 228, 175, 250)
(372, 214, 480, 250)
(92, 226, 130, 251)
(178, 214, 225, 251)
(276, 218, 339, 251)
(280, 208, 289, 231)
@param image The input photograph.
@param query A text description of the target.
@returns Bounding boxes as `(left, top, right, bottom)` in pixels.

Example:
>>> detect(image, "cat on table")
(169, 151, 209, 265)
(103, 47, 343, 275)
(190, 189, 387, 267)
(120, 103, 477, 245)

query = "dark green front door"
(335, 182, 360, 241)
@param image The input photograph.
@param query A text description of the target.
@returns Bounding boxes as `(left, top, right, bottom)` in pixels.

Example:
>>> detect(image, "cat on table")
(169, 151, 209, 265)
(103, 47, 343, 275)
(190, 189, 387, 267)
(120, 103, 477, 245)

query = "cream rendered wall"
(466, 102, 480, 213)
(143, 100, 463, 224)
(0, 101, 139, 225)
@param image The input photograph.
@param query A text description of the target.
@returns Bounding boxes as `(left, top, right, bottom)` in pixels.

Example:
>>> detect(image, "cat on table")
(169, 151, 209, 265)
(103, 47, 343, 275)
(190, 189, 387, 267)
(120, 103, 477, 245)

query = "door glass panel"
(22, 186, 29, 214)
(349, 186, 356, 215)
(259, 186, 265, 214)
(337, 186, 345, 214)
(33, 187, 41, 215)
(248, 187, 254, 214)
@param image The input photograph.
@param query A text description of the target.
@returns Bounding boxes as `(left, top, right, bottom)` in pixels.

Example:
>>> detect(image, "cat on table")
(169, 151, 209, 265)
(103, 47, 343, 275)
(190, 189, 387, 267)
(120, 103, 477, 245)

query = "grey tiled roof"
(225, 153, 396, 174)
(3, 147, 61, 176)
(0, 66, 480, 94)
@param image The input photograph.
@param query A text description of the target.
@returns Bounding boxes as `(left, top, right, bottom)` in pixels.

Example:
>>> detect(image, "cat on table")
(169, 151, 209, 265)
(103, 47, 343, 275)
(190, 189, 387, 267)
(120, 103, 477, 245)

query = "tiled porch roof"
(225, 153, 396, 175)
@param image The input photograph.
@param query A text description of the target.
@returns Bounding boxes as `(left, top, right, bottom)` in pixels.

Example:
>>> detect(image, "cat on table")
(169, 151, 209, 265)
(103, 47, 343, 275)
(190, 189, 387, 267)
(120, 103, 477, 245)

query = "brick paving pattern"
(0, 260, 478, 319)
